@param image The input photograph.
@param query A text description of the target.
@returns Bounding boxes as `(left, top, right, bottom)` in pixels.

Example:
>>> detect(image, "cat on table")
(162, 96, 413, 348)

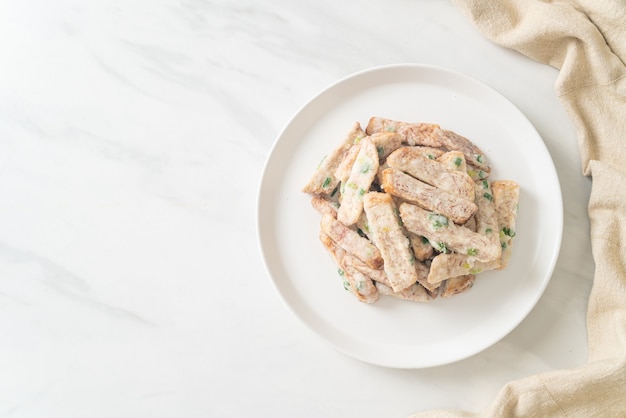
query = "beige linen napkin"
(412, 0, 626, 416)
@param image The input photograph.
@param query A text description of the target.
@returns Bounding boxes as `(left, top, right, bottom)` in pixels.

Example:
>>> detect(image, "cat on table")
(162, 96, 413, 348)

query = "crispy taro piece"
(407, 231, 434, 262)
(320, 213, 383, 269)
(427, 179, 519, 283)
(438, 150, 467, 173)
(492, 180, 520, 269)
(366, 117, 442, 147)
(399, 202, 501, 263)
(436, 129, 491, 179)
(428, 180, 519, 279)
(319, 232, 378, 303)
(376, 282, 431, 302)
(310, 195, 339, 217)
(367, 132, 403, 160)
(363, 192, 417, 292)
(427, 253, 492, 284)
(336, 138, 379, 226)
(440, 275, 476, 298)
(302, 122, 365, 195)
(381, 168, 477, 224)
(386, 147, 475, 202)
(474, 180, 500, 250)
(334, 143, 362, 187)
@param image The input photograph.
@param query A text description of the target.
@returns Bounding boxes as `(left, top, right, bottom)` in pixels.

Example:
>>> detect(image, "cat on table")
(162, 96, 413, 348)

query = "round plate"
(257, 64, 563, 368)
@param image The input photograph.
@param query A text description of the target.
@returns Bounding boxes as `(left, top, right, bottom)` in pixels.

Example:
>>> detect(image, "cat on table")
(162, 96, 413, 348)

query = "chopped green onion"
(429, 213, 449, 229)
(454, 157, 462, 167)
(483, 192, 493, 201)
(503, 227, 516, 237)
(376, 145, 385, 157)
(467, 248, 478, 256)
(322, 177, 332, 188)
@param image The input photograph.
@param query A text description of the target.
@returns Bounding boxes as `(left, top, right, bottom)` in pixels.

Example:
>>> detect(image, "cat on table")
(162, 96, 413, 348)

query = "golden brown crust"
(407, 231, 435, 261)
(440, 275, 476, 298)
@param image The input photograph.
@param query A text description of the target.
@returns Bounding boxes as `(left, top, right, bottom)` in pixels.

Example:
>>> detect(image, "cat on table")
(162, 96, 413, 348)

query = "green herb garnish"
(503, 227, 516, 237)
(429, 213, 449, 229)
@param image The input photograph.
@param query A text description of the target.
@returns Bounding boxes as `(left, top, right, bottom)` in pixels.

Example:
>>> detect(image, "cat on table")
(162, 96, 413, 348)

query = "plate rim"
(256, 63, 564, 368)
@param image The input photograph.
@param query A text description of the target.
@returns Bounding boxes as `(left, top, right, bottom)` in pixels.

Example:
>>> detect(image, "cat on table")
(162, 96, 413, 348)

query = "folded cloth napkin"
(412, 0, 626, 416)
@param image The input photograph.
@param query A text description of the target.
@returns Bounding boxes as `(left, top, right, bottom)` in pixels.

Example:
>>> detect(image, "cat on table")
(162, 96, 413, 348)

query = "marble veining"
(0, 0, 593, 416)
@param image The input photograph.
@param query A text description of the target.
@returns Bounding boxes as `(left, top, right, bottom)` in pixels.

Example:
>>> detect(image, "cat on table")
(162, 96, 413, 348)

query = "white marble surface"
(0, 0, 594, 416)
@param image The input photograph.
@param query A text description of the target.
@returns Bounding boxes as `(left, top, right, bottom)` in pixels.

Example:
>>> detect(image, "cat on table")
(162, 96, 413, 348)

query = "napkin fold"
(412, 0, 626, 416)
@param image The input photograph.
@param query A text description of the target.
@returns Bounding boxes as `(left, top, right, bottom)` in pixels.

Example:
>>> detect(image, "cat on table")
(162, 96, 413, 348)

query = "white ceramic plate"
(257, 64, 562, 369)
